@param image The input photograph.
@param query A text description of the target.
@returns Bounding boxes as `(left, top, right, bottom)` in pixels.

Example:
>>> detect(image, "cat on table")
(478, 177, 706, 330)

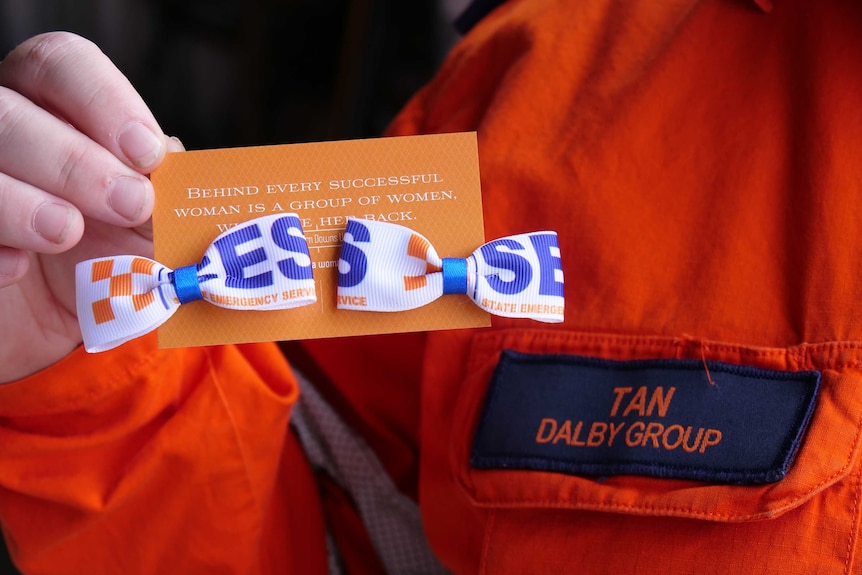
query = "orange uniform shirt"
(3, 0, 862, 573)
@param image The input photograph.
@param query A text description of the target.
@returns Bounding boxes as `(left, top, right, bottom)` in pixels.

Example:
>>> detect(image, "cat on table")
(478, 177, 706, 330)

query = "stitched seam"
(471, 409, 862, 520)
(476, 329, 862, 370)
(845, 465, 862, 574)
(473, 456, 789, 477)
(4, 344, 164, 416)
(473, 410, 862, 518)
(479, 509, 496, 574)
(205, 348, 263, 516)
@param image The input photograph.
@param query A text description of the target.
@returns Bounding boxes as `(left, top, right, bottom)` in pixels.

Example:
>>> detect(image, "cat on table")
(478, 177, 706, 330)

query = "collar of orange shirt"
(457, 0, 773, 34)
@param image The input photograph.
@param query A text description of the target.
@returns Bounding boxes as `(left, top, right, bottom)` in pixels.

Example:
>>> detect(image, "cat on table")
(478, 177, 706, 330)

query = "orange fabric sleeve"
(0, 335, 327, 575)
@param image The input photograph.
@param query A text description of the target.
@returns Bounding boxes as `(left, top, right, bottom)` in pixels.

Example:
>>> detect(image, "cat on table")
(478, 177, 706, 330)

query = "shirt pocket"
(449, 329, 862, 573)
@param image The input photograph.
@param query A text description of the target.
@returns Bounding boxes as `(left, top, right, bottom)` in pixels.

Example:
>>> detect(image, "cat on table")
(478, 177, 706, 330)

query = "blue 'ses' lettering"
(530, 233, 564, 297)
(271, 215, 314, 280)
(214, 223, 272, 289)
(480, 239, 532, 295)
(339, 220, 370, 288)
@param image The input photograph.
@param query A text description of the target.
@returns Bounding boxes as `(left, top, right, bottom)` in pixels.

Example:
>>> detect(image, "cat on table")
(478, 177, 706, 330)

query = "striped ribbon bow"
(76, 214, 316, 352)
(336, 218, 564, 322)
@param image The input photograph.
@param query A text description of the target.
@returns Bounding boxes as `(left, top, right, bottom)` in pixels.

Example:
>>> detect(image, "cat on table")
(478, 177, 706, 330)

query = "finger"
(0, 86, 154, 226)
(0, 247, 29, 287)
(0, 171, 85, 253)
(0, 32, 166, 172)
(130, 136, 186, 244)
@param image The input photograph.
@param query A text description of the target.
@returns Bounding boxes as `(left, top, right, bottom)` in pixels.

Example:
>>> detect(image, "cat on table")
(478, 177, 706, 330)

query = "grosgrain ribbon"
(336, 218, 565, 322)
(76, 214, 317, 352)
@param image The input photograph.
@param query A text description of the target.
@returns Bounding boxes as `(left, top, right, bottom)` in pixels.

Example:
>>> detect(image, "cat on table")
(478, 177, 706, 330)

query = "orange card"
(151, 132, 489, 348)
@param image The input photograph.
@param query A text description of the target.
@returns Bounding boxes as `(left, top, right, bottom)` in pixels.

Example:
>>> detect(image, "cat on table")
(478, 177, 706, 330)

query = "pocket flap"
(452, 330, 862, 521)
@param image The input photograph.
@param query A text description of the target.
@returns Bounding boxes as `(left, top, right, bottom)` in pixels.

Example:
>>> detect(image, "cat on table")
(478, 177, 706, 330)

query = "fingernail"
(109, 176, 149, 221)
(168, 135, 186, 152)
(118, 122, 164, 168)
(33, 202, 73, 244)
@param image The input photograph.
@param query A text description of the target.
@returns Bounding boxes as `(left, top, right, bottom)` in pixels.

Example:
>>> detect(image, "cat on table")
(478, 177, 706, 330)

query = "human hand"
(0, 32, 182, 382)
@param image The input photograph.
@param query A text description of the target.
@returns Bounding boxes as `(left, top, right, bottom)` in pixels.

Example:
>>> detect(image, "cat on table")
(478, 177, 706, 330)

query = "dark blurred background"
(0, 0, 464, 148)
(0, 0, 467, 571)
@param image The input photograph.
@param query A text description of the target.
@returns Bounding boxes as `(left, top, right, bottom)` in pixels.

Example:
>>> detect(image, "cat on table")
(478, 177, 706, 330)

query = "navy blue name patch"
(470, 351, 821, 484)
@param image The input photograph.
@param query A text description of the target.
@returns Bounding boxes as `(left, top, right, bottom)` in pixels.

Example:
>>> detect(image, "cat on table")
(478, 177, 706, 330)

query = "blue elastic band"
(442, 258, 468, 295)
(172, 264, 204, 304)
